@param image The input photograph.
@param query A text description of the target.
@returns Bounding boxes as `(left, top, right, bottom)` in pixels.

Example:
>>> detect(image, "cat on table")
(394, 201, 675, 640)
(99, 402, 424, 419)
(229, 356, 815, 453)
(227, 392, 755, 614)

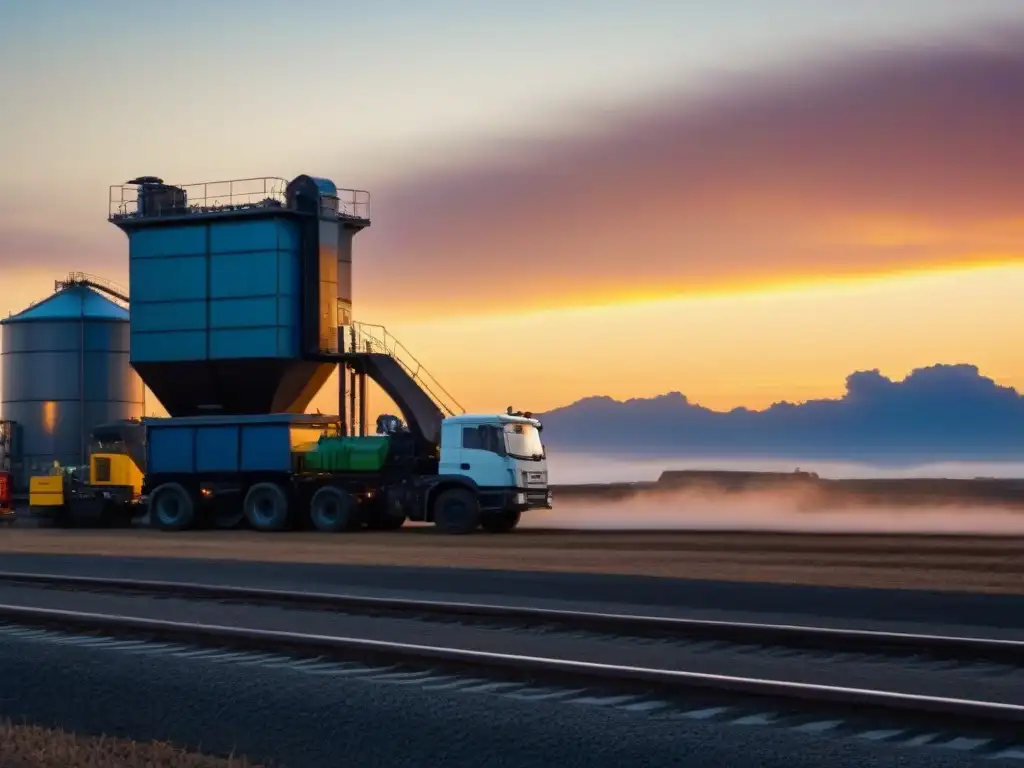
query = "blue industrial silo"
(109, 175, 371, 417)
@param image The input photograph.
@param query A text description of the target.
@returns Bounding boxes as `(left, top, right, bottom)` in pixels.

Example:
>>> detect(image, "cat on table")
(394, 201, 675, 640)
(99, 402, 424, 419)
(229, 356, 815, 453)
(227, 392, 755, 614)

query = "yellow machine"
(29, 421, 145, 528)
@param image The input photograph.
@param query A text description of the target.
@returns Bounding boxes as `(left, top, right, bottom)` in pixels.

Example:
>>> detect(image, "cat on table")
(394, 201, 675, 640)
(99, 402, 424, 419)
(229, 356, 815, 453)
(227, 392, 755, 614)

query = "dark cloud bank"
(359, 27, 1024, 315)
(540, 365, 1024, 463)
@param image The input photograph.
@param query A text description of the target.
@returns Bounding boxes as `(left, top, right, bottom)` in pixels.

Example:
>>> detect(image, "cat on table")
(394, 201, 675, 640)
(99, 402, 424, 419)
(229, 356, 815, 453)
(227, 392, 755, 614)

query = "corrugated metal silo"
(0, 279, 145, 483)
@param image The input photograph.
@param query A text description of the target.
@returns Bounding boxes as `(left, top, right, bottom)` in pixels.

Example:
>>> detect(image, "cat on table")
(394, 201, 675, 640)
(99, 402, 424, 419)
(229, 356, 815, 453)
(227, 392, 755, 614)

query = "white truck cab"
(439, 413, 553, 513)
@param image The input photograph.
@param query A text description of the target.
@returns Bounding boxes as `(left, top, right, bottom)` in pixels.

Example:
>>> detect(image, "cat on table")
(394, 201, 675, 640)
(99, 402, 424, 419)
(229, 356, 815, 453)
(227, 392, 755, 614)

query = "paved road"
(3, 551, 1024, 637)
(0, 627, 1007, 767)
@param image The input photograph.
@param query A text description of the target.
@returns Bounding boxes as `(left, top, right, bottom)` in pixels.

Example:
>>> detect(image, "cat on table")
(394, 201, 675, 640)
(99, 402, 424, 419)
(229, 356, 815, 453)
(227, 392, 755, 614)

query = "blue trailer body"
(145, 413, 337, 476)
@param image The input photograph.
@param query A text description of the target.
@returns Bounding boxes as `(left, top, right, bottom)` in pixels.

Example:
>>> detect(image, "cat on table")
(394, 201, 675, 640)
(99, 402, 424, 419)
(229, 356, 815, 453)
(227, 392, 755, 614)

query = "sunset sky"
(2, 1, 1024, 417)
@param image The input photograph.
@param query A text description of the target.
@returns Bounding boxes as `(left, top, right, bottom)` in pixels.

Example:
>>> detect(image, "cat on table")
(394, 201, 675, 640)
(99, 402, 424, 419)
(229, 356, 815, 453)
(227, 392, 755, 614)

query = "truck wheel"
(150, 483, 195, 531)
(244, 483, 290, 532)
(309, 486, 357, 532)
(432, 488, 480, 535)
(481, 510, 521, 533)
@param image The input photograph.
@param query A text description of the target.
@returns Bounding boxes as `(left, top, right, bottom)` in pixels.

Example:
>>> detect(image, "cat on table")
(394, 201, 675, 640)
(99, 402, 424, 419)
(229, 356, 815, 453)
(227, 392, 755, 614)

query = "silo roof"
(2, 284, 129, 324)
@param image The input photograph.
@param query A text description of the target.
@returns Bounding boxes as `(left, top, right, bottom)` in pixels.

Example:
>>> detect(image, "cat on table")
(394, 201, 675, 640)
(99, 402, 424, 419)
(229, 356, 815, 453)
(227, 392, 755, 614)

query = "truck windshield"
(504, 423, 545, 460)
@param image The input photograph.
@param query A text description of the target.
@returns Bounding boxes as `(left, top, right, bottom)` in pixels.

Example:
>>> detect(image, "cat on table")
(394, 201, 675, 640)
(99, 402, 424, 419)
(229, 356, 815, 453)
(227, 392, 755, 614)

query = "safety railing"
(320, 188, 372, 221)
(55, 272, 129, 306)
(348, 322, 465, 418)
(109, 177, 370, 222)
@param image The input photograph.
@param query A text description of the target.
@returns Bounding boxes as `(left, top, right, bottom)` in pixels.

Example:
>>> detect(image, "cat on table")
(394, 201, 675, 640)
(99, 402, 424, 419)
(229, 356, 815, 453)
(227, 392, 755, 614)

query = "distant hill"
(538, 365, 1024, 462)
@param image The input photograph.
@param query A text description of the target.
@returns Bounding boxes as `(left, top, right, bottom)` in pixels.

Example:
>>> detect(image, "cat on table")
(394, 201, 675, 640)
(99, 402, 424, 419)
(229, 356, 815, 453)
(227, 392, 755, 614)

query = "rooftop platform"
(108, 176, 370, 225)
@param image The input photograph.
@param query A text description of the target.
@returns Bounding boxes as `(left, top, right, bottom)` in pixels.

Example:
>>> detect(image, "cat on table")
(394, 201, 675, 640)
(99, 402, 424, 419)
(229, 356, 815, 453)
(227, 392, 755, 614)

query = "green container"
(348, 437, 390, 471)
(305, 436, 390, 472)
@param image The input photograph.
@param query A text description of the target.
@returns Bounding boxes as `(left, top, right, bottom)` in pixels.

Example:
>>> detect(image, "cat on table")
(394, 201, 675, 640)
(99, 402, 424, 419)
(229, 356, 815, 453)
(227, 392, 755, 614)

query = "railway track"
(0, 570, 1021, 664)
(1, 570, 1023, 755)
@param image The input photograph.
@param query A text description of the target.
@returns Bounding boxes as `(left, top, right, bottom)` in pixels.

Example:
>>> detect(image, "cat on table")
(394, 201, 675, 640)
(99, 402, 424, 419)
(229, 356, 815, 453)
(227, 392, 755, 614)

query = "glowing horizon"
(1, 259, 1022, 421)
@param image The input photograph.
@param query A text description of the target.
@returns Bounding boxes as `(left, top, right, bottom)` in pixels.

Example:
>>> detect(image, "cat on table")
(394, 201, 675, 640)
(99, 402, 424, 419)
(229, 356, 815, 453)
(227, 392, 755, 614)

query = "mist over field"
(532, 453, 1024, 534)
(545, 452, 1024, 485)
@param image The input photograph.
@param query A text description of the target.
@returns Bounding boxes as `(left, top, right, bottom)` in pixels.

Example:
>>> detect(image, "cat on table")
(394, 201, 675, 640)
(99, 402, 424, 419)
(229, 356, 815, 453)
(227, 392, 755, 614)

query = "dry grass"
(0, 720, 266, 768)
(3, 527, 1024, 594)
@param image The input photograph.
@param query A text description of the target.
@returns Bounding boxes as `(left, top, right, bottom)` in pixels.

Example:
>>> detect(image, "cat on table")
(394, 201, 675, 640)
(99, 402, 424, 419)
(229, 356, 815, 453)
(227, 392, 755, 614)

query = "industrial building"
(0, 274, 145, 487)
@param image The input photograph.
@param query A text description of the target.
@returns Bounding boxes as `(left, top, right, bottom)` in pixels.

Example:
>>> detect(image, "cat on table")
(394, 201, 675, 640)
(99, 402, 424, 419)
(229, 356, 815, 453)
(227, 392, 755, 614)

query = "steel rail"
(0, 602, 1021, 727)
(0, 571, 1020, 664)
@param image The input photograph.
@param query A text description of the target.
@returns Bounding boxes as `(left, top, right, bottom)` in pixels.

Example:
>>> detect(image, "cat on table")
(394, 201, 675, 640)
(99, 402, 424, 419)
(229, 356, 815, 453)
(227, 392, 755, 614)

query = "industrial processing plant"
(1, 174, 550, 532)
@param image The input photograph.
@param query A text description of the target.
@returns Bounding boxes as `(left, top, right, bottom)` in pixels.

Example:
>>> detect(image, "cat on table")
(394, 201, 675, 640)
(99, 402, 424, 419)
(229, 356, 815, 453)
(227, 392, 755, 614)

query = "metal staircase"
(347, 322, 464, 418)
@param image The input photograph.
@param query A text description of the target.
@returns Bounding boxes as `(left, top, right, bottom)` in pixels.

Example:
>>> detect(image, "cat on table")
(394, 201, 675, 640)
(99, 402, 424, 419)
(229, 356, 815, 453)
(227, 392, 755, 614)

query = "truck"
(31, 410, 551, 534)
(143, 410, 550, 534)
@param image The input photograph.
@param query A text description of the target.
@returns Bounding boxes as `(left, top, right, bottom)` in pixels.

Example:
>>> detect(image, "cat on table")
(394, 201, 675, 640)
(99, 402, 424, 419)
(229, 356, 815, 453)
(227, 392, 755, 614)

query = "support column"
(358, 368, 368, 437)
(338, 363, 348, 436)
(349, 368, 357, 437)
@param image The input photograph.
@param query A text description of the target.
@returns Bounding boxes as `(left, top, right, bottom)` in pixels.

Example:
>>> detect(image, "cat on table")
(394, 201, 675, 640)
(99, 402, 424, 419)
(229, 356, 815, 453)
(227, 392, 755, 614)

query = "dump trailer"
(28, 420, 146, 527)
(144, 411, 552, 534)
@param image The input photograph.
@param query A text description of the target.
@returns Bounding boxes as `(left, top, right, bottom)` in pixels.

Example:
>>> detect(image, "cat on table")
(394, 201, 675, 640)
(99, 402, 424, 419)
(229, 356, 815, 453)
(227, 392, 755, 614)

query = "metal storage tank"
(0, 277, 145, 483)
(110, 174, 370, 417)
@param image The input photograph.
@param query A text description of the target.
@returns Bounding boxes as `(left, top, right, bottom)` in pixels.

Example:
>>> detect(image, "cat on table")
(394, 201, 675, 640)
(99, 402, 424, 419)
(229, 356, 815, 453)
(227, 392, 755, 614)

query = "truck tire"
(481, 510, 521, 533)
(149, 483, 195, 531)
(432, 487, 480, 535)
(244, 483, 290, 532)
(309, 486, 357, 533)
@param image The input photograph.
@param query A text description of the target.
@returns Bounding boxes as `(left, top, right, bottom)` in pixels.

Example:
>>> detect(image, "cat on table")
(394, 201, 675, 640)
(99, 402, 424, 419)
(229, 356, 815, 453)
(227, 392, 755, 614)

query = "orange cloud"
(353, 28, 1024, 321)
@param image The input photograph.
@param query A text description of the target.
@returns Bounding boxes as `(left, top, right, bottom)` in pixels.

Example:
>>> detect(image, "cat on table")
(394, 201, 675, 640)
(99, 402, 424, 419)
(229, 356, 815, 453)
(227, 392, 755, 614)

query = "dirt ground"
(2, 527, 1024, 594)
(0, 719, 263, 768)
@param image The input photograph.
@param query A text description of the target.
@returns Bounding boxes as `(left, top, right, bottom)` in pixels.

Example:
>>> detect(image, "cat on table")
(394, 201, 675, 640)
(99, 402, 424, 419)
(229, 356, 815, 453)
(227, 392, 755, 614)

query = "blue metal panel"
(209, 328, 280, 359)
(148, 426, 194, 474)
(278, 219, 301, 250)
(209, 297, 278, 329)
(240, 424, 291, 472)
(195, 426, 239, 472)
(277, 318, 299, 357)
(131, 301, 206, 333)
(277, 295, 299, 322)
(130, 256, 207, 302)
(277, 249, 300, 295)
(209, 220, 282, 254)
(131, 330, 206, 362)
(129, 226, 206, 258)
(209, 250, 280, 299)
